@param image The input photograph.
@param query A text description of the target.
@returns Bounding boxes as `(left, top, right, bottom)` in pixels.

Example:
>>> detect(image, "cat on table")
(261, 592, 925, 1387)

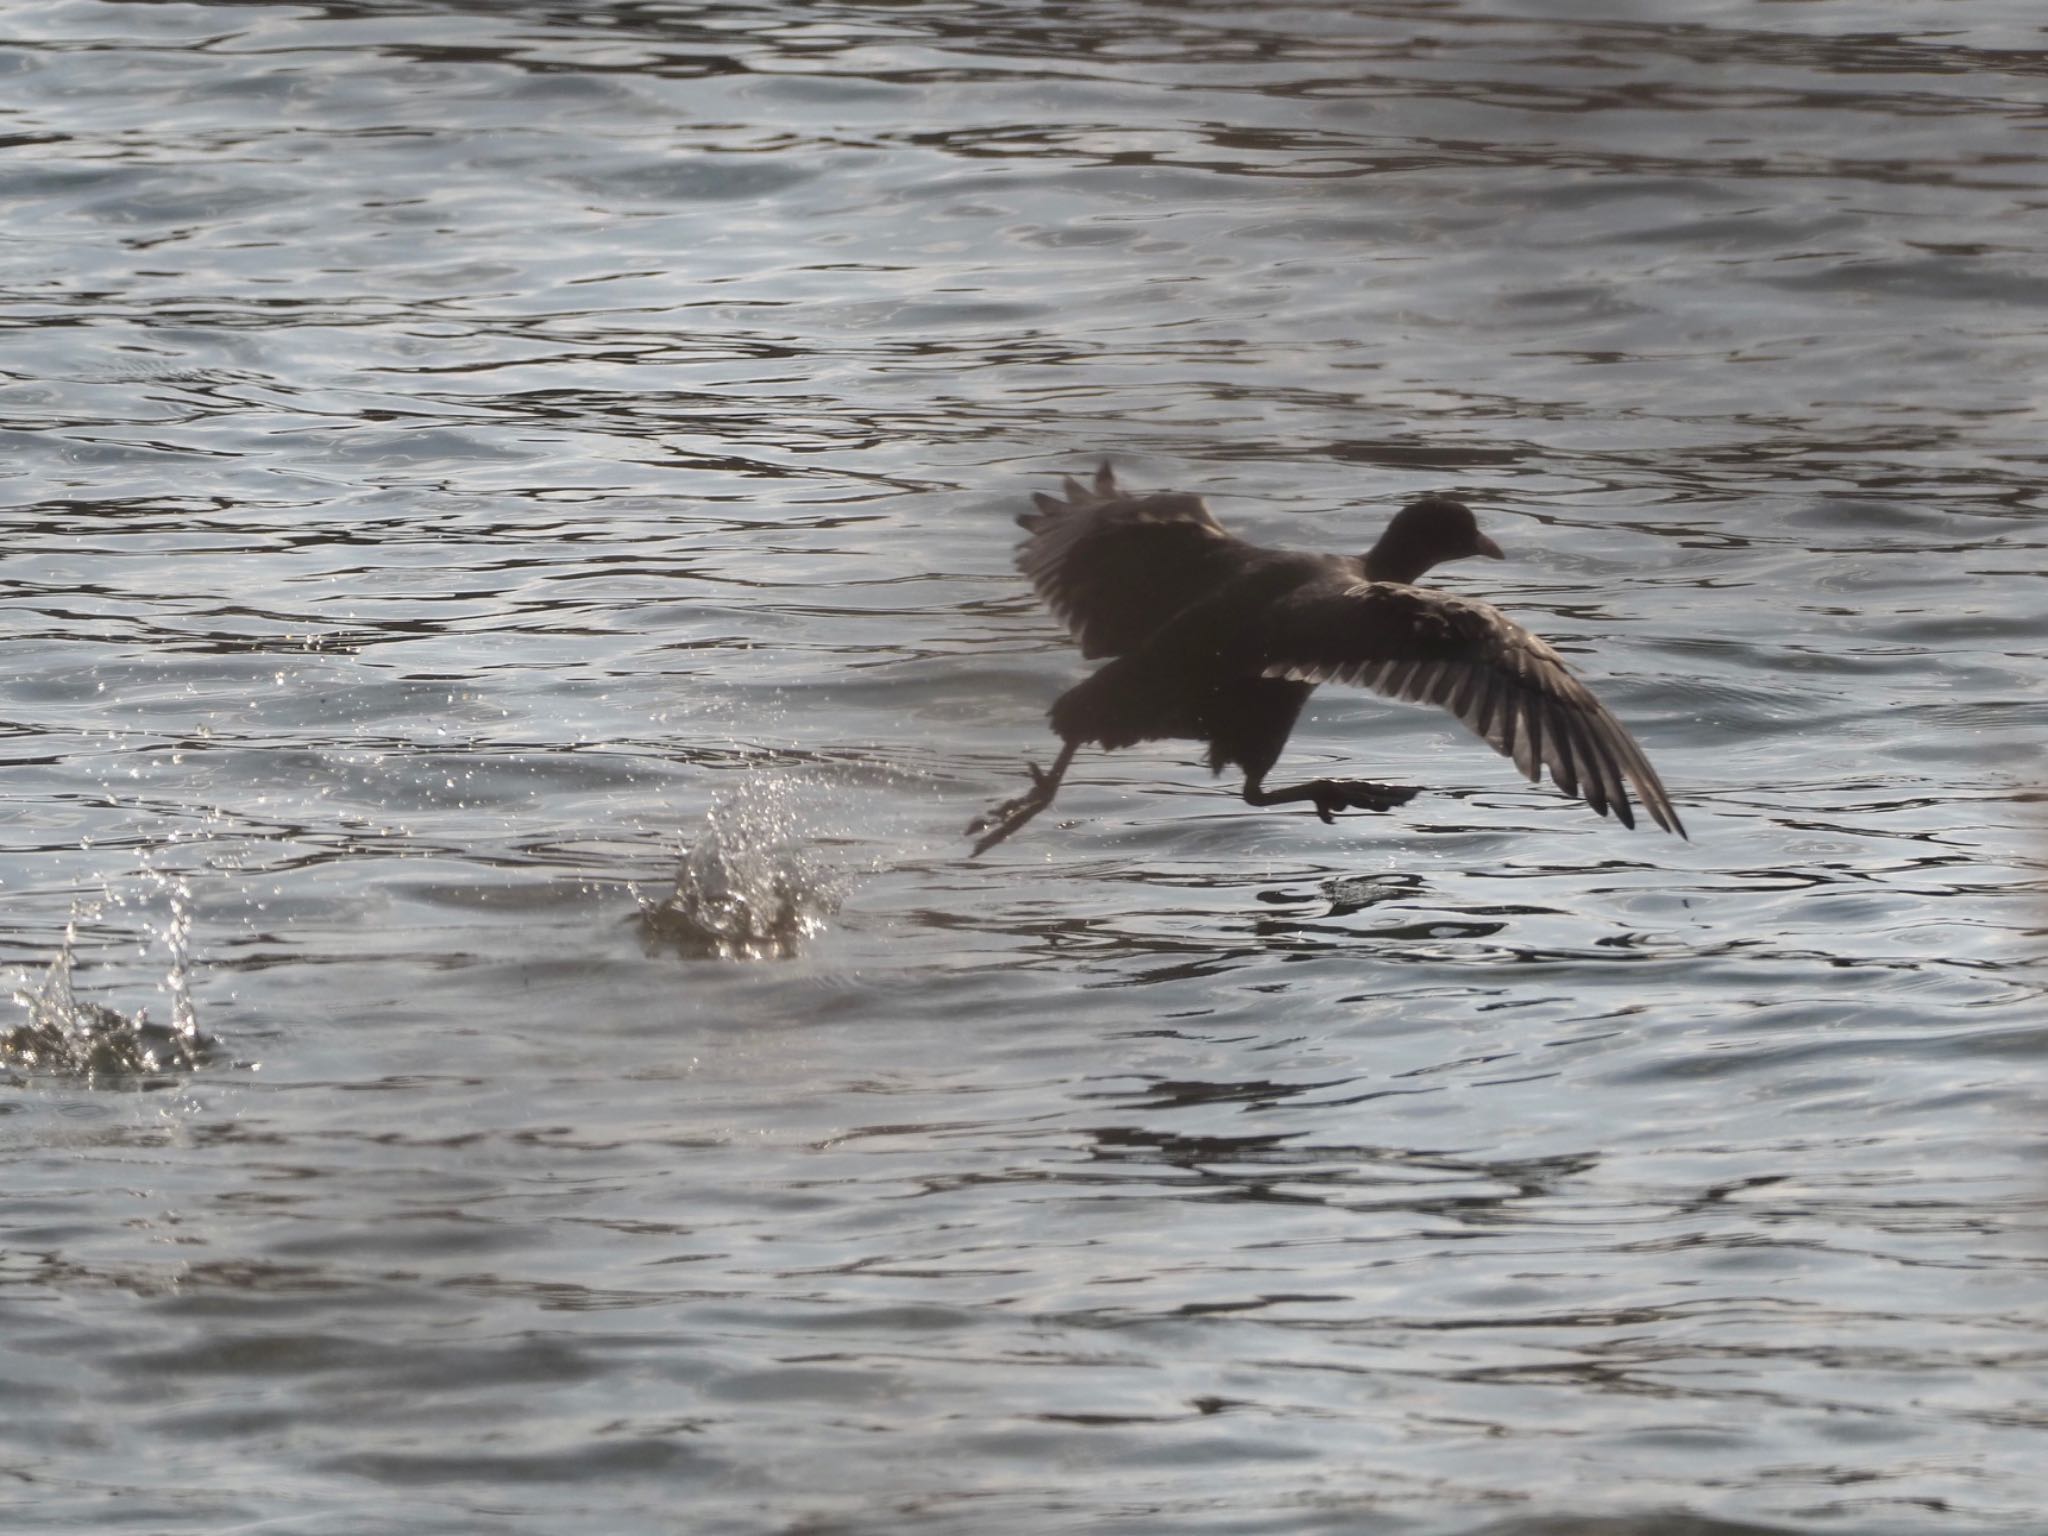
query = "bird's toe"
(1334, 780, 1420, 812)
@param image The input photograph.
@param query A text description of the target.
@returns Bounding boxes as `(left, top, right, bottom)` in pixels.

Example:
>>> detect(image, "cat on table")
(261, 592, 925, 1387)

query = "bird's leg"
(967, 743, 1078, 856)
(1243, 773, 1421, 825)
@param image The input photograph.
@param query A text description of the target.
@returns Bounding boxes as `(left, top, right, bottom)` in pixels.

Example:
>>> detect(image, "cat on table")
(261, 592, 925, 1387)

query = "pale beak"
(1472, 532, 1505, 560)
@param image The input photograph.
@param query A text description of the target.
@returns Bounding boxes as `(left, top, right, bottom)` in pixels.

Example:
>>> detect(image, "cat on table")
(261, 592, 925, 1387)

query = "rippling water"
(2, 3, 2043, 1532)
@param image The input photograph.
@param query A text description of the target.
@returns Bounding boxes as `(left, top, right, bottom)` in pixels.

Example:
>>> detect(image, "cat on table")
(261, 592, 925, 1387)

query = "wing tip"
(1652, 800, 1689, 840)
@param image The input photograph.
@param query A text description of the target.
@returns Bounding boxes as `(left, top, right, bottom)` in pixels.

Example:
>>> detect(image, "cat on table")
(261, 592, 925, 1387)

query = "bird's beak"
(1472, 532, 1505, 560)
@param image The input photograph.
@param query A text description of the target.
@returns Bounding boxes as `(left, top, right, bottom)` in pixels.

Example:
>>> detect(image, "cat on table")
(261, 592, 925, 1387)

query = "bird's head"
(1364, 495, 1504, 585)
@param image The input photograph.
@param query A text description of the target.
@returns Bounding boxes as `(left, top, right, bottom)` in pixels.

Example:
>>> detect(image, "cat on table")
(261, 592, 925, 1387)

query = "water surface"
(1, 3, 2044, 1532)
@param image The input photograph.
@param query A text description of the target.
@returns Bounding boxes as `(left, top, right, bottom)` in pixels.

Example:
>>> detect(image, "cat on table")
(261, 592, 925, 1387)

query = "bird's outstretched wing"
(1016, 464, 1256, 659)
(1245, 577, 1685, 835)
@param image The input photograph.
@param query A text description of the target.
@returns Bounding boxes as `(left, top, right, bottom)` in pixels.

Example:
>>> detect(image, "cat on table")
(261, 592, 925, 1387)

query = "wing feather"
(1500, 676, 1526, 770)
(1250, 579, 1685, 836)
(1014, 465, 1254, 659)
(1511, 686, 1539, 784)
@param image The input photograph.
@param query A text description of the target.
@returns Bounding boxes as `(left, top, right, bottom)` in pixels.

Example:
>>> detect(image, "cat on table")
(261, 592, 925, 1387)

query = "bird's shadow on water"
(1074, 1120, 1604, 1218)
(911, 835, 1695, 983)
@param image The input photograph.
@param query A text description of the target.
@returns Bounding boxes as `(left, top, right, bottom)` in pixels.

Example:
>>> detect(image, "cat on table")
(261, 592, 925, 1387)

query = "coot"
(968, 465, 1685, 855)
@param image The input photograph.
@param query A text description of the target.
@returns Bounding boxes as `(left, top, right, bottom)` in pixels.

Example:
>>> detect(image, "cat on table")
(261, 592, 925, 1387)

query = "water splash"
(3, 884, 216, 1084)
(639, 782, 842, 961)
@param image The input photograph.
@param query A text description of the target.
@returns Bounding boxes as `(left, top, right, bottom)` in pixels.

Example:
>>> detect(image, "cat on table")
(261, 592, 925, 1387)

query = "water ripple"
(0, 2, 2043, 1533)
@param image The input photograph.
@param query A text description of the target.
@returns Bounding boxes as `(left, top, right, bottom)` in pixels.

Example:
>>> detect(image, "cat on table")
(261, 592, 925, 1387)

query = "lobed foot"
(966, 760, 1060, 856)
(1305, 779, 1421, 824)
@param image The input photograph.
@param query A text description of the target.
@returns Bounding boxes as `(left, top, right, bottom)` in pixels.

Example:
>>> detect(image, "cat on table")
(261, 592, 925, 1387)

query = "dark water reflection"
(2, 1, 2045, 1532)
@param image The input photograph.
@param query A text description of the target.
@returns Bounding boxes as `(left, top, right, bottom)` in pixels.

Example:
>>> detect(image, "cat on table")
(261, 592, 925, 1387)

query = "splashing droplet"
(4, 888, 218, 1085)
(639, 782, 842, 961)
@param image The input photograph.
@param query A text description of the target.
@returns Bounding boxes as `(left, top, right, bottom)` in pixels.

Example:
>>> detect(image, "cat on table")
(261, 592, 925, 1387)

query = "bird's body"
(968, 465, 1684, 855)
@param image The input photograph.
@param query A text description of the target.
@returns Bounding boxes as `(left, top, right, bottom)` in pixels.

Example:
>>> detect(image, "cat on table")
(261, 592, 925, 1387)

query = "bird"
(966, 464, 1685, 856)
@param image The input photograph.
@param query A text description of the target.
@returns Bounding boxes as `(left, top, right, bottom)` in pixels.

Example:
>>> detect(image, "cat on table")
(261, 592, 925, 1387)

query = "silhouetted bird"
(968, 465, 1685, 855)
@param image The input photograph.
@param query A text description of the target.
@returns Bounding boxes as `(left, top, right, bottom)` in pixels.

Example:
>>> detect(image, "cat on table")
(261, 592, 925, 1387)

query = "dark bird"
(967, 465, 1685, 855)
